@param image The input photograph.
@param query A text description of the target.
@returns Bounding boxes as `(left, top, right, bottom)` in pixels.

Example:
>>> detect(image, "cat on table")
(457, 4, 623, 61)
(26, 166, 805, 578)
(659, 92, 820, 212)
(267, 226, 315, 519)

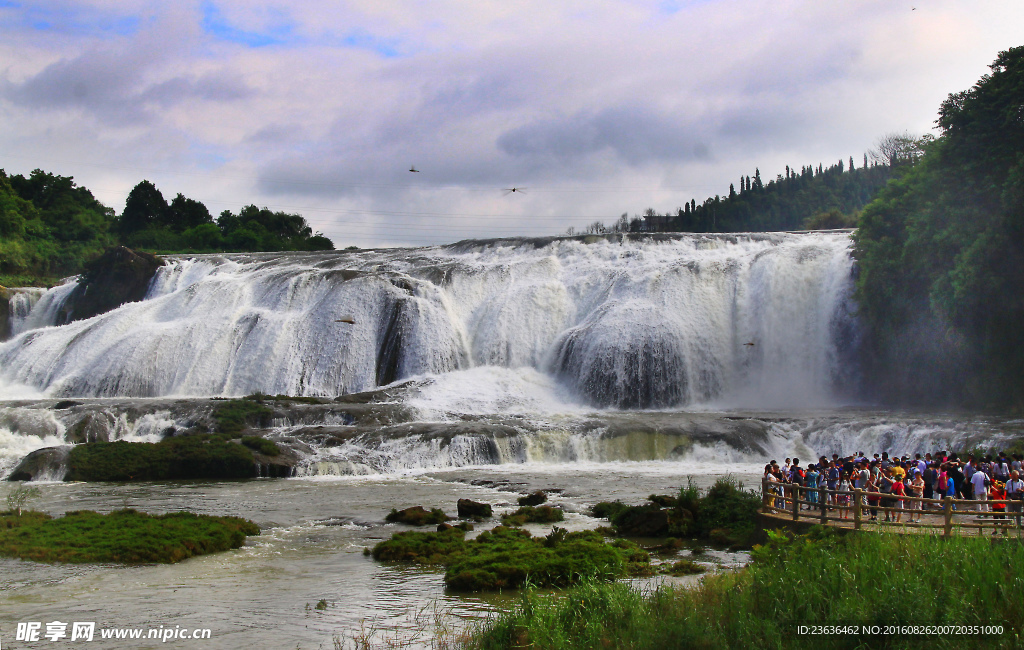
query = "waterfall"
(0, 233, 859, 408)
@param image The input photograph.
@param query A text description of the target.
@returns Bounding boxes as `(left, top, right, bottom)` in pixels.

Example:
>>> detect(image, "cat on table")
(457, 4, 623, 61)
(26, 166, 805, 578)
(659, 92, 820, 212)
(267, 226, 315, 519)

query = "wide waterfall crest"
(0, 233, 859, 408)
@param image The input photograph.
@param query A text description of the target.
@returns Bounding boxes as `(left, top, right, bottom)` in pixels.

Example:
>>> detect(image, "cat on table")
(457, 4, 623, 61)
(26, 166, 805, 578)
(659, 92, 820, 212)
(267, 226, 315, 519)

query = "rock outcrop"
(456, 498, 492, 518)
(57, 247, 164, 324)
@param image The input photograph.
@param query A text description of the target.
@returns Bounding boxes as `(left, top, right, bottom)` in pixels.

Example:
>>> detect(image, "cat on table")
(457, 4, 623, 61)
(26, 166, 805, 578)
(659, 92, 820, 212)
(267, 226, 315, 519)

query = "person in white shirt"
(970, 469, 990, 512)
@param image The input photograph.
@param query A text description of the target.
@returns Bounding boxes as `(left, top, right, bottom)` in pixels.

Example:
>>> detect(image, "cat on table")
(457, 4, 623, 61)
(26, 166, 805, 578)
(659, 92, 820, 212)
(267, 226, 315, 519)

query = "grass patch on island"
(371, 526, 652, 592)
(501, 506, 564, 526)
(465, 527, 1024, 649)
(0, 509, 259, 564)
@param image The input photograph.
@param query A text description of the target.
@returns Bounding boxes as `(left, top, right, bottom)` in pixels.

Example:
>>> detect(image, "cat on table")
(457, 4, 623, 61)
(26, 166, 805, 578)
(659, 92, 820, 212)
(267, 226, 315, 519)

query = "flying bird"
(743, 341, 756, 347)
(409, 165, 420, 172)
(335, 317, 356, 324)
(503, 187, 526, 195)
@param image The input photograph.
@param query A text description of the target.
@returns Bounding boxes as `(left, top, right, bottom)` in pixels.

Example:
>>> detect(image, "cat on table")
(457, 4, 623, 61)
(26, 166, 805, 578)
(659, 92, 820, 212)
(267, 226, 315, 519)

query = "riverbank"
(463, 527, 1024, 649)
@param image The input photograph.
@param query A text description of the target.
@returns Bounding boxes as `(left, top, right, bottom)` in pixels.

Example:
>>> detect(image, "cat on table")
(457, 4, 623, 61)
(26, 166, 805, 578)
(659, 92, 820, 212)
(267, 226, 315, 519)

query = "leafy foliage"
(569, 160, 890, 235)
(0, 509, 259, 564)
(854, 46, 1024, 408)
(0, 170, 334, 287)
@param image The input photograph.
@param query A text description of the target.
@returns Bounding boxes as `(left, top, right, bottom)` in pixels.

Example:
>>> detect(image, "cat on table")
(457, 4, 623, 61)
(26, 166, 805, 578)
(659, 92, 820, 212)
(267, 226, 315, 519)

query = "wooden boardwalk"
(759, 479, 1024, 538)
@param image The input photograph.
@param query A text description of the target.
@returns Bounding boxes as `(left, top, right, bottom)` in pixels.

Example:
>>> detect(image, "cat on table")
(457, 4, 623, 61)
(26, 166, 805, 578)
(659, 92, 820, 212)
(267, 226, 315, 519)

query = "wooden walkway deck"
(759, 479, 1024, 538)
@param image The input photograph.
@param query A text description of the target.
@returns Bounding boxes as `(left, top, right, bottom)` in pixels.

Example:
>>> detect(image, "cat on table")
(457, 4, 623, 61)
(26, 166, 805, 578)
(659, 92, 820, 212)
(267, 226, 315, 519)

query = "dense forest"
(854, 46, 1024, 410)
(0, 174, 334, 286)
(571, 156, 894, 236)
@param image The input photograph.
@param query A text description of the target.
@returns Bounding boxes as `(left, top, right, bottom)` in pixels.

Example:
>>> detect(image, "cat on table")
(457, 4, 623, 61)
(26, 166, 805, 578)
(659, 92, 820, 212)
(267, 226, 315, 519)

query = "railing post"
(762, 479, 770, 511)
(820, 486, 827, 525)
(853, 489, 862, 530)
(792, 485, 800, 521)
(943, 496, 953, 538)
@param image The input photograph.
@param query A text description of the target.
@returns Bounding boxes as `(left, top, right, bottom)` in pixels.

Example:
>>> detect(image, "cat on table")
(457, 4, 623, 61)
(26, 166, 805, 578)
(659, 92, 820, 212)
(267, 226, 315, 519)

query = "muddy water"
(0, 463, 760, 649)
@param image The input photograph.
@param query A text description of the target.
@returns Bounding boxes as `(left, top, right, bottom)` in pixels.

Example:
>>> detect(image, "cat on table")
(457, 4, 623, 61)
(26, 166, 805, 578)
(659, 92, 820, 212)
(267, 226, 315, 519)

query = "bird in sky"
(503, 187, 526, 195)
(409, 165, 420, 172)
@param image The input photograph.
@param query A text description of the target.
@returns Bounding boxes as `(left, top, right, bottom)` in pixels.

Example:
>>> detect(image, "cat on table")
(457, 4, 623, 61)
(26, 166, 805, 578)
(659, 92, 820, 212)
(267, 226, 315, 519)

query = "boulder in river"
(517, 490, 547, 506)
(7, 446, 71, 482)
(456, 498, 492, 518)
(385, 506, 451, 526)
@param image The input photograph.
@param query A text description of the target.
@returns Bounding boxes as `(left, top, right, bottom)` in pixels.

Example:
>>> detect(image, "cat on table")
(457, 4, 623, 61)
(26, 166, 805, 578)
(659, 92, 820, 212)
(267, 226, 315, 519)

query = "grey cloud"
(4, 45, 253, 125)
(139, 71, 254, 106)
(496, 105, 712, 166)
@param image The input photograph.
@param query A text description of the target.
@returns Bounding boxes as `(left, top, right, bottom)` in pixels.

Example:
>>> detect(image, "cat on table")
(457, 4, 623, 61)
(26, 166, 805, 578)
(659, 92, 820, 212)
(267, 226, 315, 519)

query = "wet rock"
(385, 506, 451, 526)
(7, 446, 71, 481)
(518, 490, 547, 506)
(0, 285, 9, 340)
(457, 498, 492, 518)
(57, 246, 165, 324)
(253, 444, 302, 478)
(65, 413, 112, 444)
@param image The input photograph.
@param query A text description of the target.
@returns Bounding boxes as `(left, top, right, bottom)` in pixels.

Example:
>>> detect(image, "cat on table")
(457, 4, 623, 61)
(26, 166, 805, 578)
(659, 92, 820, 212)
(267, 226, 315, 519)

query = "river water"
(1, 463, 760, 649)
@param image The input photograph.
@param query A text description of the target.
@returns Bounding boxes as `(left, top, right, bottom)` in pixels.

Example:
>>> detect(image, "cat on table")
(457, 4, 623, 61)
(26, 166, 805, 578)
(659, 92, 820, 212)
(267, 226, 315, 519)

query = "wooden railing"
(760, 479, 1024, 537)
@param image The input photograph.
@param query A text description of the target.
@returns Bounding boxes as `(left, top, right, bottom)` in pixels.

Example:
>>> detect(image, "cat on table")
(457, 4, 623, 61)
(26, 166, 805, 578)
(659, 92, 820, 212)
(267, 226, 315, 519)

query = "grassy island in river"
(0, 509, 260, 564)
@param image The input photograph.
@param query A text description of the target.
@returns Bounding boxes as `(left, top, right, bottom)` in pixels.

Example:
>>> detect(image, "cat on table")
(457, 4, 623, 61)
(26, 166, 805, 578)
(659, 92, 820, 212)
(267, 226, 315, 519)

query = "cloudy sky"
(1, 1, 1021, 248)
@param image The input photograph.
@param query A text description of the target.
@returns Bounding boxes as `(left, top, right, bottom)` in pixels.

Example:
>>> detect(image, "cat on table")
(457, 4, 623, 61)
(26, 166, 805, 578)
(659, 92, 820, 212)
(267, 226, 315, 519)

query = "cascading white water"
(0, 232, 859, 408)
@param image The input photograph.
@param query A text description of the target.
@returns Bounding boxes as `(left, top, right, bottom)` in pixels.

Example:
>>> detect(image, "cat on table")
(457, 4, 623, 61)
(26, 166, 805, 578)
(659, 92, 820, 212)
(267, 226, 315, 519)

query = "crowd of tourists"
(763, 451, 1024, 527)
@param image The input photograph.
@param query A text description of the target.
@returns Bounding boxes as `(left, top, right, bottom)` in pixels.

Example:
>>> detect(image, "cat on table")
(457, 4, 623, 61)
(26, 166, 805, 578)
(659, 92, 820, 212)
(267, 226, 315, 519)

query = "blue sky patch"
(340, 29, 405, 58)
(201, 1, 296, 48)
(1, 4, 141, 37)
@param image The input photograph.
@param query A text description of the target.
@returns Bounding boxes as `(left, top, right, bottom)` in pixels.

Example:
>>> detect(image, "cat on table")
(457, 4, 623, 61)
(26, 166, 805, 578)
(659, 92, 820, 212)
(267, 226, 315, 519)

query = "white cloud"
(1, 0, 1021, 248)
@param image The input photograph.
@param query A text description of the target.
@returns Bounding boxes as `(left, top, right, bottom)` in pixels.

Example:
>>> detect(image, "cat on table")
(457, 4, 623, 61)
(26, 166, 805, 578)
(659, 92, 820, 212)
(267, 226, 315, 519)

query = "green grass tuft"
(371, 525, 652, 592)
(465, 528, 1024, 649)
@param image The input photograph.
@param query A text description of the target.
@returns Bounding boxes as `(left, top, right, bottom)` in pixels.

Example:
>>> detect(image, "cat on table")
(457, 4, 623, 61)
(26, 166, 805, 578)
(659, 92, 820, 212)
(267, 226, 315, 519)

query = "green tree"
(119, 180, 167, 235)
(166, 193, 213, 232)
(854, 45, 1024, 408)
